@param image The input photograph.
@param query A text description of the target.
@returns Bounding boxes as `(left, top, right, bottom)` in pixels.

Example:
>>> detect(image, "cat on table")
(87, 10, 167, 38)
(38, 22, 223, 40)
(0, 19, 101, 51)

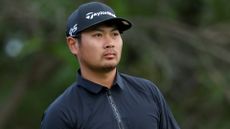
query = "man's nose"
(103, 35, 115, 49)
(104, 44, 115, 49)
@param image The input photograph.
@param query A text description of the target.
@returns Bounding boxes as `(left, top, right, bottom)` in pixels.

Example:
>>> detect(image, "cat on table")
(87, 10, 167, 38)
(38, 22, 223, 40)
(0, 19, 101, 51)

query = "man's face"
(75, 25, 123, 72)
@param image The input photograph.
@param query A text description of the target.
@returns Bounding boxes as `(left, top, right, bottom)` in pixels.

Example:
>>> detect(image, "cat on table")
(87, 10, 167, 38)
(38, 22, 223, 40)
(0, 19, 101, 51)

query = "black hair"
(73, 34, 82, 43)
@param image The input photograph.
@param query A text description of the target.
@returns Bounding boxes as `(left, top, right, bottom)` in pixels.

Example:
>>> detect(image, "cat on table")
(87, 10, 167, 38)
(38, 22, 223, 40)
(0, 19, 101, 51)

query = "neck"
(80, 67, 117, 89)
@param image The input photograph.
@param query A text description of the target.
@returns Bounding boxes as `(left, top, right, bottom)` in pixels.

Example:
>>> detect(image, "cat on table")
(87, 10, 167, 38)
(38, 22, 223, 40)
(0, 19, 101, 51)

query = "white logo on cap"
(69, 24, 78, 36)
(86, 11, 116, 20)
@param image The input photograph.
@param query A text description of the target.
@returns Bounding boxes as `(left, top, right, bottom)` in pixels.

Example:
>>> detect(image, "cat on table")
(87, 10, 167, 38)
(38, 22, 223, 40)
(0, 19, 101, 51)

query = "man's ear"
(66, 37, 79, 55)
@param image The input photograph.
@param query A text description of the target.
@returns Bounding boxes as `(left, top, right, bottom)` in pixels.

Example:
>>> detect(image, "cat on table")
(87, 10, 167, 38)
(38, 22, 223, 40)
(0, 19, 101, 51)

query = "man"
(41, 2, 180, 129)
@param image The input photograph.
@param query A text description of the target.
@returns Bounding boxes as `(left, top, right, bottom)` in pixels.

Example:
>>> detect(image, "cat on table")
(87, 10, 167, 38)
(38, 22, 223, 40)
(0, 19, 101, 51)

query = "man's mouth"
(103, 50, 117, 59)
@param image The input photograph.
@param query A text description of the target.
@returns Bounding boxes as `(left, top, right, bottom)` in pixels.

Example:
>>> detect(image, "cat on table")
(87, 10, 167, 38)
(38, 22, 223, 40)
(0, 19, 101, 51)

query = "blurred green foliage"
(0, 0, 230, 129)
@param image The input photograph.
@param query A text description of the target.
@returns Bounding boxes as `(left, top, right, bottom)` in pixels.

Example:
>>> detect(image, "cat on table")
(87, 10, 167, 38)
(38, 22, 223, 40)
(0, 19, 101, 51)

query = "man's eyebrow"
(111, 27, 119, 31)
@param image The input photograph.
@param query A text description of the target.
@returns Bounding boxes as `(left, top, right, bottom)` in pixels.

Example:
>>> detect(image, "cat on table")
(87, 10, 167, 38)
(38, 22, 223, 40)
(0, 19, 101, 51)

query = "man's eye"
(93, 33, 102, 37)
(113, 32, 120, 36)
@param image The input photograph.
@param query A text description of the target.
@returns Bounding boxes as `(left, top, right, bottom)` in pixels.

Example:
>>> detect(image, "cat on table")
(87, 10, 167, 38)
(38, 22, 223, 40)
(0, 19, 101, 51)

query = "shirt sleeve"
(155, 87, 180, 129)
(146, 80, 180, 129)
(40, 105, 73, 129)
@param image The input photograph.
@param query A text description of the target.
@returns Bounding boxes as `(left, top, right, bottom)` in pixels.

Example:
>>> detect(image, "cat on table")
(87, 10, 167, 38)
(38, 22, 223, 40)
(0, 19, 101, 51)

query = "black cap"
(66, 2, 132, 37)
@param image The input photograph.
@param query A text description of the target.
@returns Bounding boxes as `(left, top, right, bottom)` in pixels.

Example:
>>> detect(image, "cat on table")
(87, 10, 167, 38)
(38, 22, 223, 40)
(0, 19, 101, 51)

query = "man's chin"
(102, 65, 117, 72)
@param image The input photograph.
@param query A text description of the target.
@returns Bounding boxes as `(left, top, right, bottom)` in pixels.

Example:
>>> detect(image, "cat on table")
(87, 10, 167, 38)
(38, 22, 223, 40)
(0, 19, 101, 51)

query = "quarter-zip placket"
(106, 89, 126, 129)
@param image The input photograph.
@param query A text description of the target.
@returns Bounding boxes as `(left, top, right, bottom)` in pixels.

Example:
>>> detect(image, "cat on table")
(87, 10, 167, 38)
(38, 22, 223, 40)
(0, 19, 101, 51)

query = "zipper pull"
(106, 89, 112, 96)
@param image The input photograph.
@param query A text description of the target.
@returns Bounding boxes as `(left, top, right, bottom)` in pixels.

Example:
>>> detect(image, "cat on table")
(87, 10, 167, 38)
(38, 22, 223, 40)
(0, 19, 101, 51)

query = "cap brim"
(78, 17, 132, 34)
(106, 18, 132, 32)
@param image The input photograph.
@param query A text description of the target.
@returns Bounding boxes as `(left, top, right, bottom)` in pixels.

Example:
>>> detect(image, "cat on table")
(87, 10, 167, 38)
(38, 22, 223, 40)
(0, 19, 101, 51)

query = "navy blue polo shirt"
(41, 71, 180, 129)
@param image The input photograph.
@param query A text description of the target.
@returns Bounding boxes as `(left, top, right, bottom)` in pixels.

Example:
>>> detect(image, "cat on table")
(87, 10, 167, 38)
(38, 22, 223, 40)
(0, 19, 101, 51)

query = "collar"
(76, 69, 125, 94)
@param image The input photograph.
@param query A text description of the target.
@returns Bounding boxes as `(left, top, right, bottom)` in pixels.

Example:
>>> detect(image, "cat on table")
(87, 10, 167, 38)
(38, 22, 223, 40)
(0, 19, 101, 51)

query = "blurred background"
(0, 0, 230, 129)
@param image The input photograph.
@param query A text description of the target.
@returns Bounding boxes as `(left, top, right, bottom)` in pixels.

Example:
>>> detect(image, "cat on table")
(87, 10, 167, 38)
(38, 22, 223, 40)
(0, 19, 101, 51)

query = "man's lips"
(103, 50, 117, 59)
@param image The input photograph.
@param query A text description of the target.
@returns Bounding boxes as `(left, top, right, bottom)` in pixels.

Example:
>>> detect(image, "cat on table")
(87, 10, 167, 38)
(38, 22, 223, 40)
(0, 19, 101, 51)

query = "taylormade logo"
(86, 11, 116, 20)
